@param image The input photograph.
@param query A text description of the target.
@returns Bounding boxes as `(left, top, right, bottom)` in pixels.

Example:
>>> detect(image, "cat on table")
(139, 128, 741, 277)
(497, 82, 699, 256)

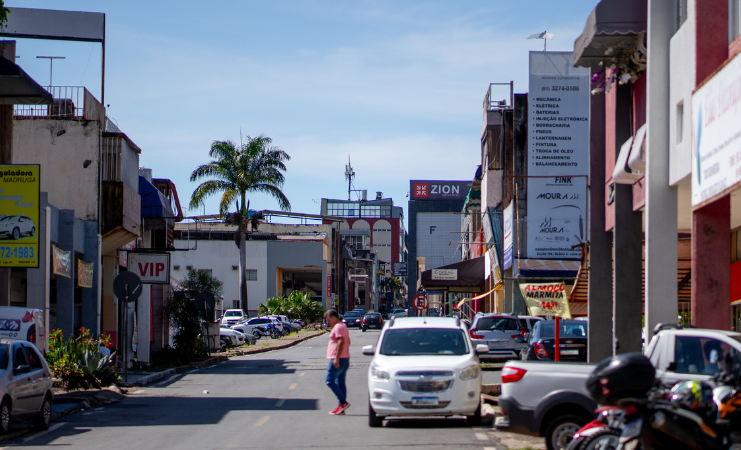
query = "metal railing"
(483, 82, 514, 112)
(102, 135, 123, 182)
(14, 86, 86, 118)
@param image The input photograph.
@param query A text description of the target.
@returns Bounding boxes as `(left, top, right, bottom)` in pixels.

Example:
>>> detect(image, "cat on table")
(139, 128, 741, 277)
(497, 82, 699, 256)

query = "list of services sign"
(527, 52, 589, 259)
(0, 165, 40, 268)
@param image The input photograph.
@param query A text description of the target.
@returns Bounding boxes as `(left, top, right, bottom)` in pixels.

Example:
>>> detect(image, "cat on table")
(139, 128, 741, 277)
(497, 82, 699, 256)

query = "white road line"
(154, 373, 181, 386)
(18, 422, 66, 444)
(475, 432, 489, 441)
(274, 399, 286, 407)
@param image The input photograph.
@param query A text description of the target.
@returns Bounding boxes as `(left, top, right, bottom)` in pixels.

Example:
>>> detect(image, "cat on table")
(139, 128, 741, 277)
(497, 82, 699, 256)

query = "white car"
(387, 309, 408, 319)
(221, 309, 245, 326)
(363, 316, 488, 427)
(0, 215, 35, 240)
(220, 327, 253, 346)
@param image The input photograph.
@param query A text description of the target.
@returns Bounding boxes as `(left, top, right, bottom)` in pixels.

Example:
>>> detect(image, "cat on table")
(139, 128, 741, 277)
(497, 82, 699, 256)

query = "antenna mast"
(344, 156, 355, 201)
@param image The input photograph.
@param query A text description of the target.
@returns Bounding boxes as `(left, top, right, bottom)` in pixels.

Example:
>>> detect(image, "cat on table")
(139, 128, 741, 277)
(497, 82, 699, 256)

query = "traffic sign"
(413, 294, 428, 311)
(113, 271, 142, 303)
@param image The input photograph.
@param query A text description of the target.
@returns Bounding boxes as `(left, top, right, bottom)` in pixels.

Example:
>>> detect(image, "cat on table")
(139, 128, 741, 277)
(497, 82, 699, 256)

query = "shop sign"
(0, 165, 40, 268)
(392, 262, 407, 277)
(519, 281, 571, 319)
(692, 52, 741, 206)
(127, 252, 170, 284)
(527, 52, 590, 259)
(431, 268, 457, 280)
(326, 275, 331, 298)
(410, 180, 471, 201)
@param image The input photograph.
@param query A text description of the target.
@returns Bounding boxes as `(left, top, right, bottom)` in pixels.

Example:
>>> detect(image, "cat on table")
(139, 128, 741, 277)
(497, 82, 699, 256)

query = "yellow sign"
(0, 165, 40, 268)
(519, 282, 572, 319)
(78, 260, 94, 288)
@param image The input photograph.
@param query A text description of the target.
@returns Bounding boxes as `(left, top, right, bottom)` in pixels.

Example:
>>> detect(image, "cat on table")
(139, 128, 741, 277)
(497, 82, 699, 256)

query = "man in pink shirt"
(325, 309, 351, 415)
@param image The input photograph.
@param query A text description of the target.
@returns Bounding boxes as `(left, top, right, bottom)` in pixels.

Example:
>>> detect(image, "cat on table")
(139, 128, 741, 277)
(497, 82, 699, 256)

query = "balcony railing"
(13, 86, 104, 121)
(483, 82, 514, 113)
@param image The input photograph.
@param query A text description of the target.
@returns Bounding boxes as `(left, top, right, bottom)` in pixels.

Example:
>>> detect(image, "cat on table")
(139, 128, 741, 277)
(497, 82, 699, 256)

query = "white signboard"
(128, 252, 171, 284)
(431, 269, 457, 281)
(527, 52, 590, 259)
(692, 52, 741, 207)
(503, 204, 513, 270)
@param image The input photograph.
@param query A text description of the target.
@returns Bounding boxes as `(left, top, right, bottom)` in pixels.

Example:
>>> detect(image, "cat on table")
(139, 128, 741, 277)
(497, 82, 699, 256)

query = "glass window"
(225, 311, 243, 317)
(0, 345, 8, 371)
(674, 336, 739, 375)
(475, 317, 520, 331)
(24, 346, 43, 370)
(14, 346, 27, 368)
(245, 269, 257, 281)
(232, 300, 240, 309)
(537, 321, 588, 338)
(380, 328, 469, 355)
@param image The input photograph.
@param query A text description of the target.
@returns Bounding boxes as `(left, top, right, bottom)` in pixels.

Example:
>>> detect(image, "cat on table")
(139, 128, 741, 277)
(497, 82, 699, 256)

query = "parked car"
(363, 316, 488, 427)
(221, 309, 245, 326)
(233, 317, 284, 336)
(387, 309, 408, 319)
(220, 327, 247, 347)
(362, 313, 383, 331)
(0, 215, 35, 240)
(353, 308, 367, 316)
(0, 339, 53, 433)
(519, 319, 588, 362)
(342, 311, 363, 328)
(469, 314, 527, 361)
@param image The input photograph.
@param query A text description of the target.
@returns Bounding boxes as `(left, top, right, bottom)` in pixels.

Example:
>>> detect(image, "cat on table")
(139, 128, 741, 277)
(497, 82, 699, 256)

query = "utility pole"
(36, 56, 65, 86)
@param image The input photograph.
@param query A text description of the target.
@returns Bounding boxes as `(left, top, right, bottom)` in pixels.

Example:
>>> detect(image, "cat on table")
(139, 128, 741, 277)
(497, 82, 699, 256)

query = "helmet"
(669, 381, 716, 419)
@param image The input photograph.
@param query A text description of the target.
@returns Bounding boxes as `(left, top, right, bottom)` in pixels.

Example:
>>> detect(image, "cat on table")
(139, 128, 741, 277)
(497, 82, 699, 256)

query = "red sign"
(327, 275, 332, 298)
(414, 294, 428, 311)
(414, 183, 429, 198)
(127, 252, 170, 284)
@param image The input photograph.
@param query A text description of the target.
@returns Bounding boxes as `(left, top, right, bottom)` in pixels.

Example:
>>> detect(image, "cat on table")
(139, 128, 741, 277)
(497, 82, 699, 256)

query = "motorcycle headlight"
(460, 364, 480, 380)
(370, 364, 390, 381)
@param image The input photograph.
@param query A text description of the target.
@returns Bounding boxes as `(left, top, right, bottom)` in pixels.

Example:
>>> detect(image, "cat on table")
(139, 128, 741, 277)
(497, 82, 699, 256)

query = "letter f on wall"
(430, 226, 436, 234)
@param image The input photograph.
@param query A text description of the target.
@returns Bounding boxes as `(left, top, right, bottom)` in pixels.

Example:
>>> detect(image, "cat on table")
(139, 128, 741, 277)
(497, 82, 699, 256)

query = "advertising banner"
(519, 281, 571, 319)
(431, 268, 457, 281)
(0, 165, 40, 268)
(392, 262, 407, 277)
(128, 252, 170, 284)
(410, 180, 472, 201)
(527, 52, 590, 259)
(52, 244, 72, 278)
(691, 51, 741, 206)
(503, 204, 513, 270)
(78, 260, 94, 288)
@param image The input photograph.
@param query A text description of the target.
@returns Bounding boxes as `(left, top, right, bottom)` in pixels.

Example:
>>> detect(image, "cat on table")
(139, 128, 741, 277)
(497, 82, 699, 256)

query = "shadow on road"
(383, 417, 470, 429)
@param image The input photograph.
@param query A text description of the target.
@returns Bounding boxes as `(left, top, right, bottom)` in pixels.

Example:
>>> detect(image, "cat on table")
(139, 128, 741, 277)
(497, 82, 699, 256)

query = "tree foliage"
(179, 268, 224, 300)
(258, 291, 325, 323)
(164, 292, 208, 364)
(0, 1, 9, 29)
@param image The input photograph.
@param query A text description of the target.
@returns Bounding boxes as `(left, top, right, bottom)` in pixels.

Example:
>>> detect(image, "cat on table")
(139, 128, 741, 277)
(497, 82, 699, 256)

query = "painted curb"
(481, 383, 501, 396)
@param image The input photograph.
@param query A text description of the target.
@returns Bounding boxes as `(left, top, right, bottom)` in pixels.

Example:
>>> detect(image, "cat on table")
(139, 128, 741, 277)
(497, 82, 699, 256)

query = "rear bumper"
(496, 395, 538, 436)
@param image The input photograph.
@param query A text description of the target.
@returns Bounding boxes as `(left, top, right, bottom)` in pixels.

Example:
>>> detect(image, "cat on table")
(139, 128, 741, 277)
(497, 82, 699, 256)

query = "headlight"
(460, 364, 480, 380)
(370, 364, 390, 380)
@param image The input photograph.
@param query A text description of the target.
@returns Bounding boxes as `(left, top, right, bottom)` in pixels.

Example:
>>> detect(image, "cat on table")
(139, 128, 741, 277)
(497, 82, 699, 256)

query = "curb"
(226, 331, 327, 356)
(127, 355, 228, 386)
(482, 383, 501, 396)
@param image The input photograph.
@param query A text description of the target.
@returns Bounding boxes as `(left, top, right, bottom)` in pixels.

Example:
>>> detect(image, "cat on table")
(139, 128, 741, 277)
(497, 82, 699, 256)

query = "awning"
(573, 0, 647, 68)
(515, 259, 580, 278)
(0, 55, 53, 105)
(139, 176, 174, 219)
(421, 257, 485, 288)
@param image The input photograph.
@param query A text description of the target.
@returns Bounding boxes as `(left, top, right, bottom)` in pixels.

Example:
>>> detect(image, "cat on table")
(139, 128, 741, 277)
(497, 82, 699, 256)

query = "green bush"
(257, 291, 324, 322)
(47, 328, 121, 391)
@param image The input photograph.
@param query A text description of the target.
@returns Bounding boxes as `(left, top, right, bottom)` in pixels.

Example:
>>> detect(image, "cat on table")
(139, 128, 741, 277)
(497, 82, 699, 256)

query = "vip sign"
(127, 252, 170, 284)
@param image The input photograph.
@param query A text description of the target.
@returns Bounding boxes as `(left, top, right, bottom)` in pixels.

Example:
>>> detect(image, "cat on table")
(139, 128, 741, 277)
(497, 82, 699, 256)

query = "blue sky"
(7, 1, 599, 226)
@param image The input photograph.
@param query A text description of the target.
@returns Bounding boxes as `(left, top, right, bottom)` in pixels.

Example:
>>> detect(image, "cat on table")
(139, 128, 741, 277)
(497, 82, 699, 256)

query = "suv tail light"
(511, 328, 527, 339)
(502, 366, 527, 384)
(470, 328, 484, 340)
(534, 342, 549, 358)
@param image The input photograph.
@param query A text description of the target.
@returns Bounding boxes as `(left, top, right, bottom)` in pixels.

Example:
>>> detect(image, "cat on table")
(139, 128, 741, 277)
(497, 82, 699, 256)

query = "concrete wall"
(415, 212, 462, 270)
(669, 0, 696, 185)
(12, 119, 100, 222)
(481, 169, 503, 211)
(245, 241, 269, 313)
(171, 238, 241, 309)
(266, 240, 326, 302)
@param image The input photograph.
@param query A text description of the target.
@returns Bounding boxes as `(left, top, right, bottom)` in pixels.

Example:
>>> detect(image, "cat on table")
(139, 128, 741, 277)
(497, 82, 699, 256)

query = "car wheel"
(545, 414, 587, 450)
(362, 327, 367, 332)
(466, 399, 483, 426)
(252, 330, 261, 340)
(0, 398, 11, 434)
(368, 402, 383, 428)
(11, 228, 20, 240)
(30, 227, 35, 237)
(34, 395, 52, 430)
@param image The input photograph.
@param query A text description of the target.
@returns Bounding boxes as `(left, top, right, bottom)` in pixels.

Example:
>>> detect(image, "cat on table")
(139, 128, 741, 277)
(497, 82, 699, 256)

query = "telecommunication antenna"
(526, 31, 554, 51)
(344, 156, 355, 201)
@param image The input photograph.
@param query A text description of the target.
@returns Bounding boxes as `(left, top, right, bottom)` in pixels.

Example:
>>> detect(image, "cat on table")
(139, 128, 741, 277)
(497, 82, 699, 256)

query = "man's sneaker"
(339, 402, 351, 413)
(329, 405, 345, 415)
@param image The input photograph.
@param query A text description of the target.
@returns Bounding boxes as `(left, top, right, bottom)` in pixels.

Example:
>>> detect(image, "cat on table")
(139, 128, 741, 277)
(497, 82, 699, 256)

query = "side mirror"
(475, 344, 489, 354)
(13, 365, 31, 375)
(515, 336, 525, 344)
(362, 345, 375, 356)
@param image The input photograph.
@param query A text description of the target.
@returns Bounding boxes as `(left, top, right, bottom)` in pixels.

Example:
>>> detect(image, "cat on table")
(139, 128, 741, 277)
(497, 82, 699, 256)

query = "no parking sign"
(413, 294, 428, 311)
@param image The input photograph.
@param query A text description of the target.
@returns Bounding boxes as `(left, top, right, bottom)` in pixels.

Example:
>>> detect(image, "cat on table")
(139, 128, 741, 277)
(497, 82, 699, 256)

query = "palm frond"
(189, 180, 236, 210)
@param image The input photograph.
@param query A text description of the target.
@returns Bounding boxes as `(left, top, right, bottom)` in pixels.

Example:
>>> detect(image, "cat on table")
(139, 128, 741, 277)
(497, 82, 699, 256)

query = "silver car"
(0, 215, 35, 240)
(470, 314, 529, 361)
(0, 339, 53, 433)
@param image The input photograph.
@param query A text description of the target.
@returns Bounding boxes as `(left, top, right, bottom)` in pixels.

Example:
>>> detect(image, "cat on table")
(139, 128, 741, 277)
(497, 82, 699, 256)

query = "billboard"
(393, 262, 407, 277)
(127, 252, 170, 284)
(0, 165, 40, 268)
(519, 282, 572, 319)
(410, 180, 471, 201)
(527, 52, 590, 259)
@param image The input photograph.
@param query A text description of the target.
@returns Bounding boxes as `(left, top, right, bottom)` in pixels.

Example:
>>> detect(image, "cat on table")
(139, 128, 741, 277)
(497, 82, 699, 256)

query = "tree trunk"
(239, 227, 247, 312)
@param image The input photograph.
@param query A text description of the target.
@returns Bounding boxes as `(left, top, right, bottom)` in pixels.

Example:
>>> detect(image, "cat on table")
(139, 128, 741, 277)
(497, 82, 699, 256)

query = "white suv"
(221, 309, 245, 326)
(363, 316, 488, 427)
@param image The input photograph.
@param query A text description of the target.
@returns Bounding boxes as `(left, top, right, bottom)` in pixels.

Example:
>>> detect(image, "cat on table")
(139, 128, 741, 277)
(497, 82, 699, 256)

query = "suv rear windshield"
(366, 313, 380, 318)
(380, 328, 469, 356)
(225, 311, 243, 317)
(538, 321, 588, 338)
(476, 317, 520, 331)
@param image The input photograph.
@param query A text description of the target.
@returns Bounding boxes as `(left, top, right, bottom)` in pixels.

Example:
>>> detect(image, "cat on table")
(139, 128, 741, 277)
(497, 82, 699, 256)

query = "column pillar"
(0, 41, 15, 307)
(81, 222, 98, 333)
(692, 198, 731, 329)
(56, 210, 76, 338)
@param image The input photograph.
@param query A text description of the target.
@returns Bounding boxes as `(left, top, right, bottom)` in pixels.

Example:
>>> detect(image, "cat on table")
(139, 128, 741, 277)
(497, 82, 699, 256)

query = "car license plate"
(411, 397, 439, 406)
(560, 349, 579, 355)
(488, 340, 506, 348)
(621, 418, 643, 440)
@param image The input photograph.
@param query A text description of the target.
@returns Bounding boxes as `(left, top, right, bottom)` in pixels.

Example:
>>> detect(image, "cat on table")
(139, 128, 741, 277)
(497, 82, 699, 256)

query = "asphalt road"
(3, 328, 498, 450)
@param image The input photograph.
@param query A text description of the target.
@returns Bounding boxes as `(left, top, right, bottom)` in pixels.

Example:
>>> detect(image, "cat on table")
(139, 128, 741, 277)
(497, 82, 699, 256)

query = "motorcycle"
(567, 407, 625, 450)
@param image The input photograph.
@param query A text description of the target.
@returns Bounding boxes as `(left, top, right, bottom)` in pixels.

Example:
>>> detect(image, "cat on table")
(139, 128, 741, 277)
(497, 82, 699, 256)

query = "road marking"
(289, 383, 297, 390)
(475, 432, 489, 441)
(255, 415, 270, 427)
(274, 399, 286, 407)
(298, 372, 306, 377)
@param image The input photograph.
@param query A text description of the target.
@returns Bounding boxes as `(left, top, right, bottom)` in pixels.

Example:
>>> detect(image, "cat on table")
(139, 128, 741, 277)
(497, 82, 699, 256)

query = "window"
(476, 317, 520, 331)
(731, 0, 741, 43)
(674, 336, 739, 375)
(198, 269, 212, 277)
(232, 300, 240, 309)
(13, 346, 27, 369)
(245, 269, 257, 281)
(0, 345, 8, 371)
(380, 328, 469, 355)
(24, 346, 42, 370)
(676, 101, 684, 144)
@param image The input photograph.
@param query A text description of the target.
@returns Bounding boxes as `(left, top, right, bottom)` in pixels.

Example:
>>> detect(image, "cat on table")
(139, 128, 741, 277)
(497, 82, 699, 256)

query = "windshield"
(476, 317, 520, 331)
(366, 314, 380, 318)
(537, 321, 588, 338)
(380, 328, 470, 356)
(0, 216, 13, 222)
(225, 311, 242, 317)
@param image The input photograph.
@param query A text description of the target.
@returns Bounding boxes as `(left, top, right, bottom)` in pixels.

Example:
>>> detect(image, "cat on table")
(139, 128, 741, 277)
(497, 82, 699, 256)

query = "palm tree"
(189, 135, 291, 311)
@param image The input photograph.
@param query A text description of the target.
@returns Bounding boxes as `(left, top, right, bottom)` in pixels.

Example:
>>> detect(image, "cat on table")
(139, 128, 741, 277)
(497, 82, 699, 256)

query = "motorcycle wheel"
(252, 331, 261, 340)
(567, 428, 621, 450)
(270, 329, 279, 339)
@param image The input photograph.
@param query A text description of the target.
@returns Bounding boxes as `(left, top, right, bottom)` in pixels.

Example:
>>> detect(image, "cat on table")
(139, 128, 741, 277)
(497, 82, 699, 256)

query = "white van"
(0, 307, 45, 351)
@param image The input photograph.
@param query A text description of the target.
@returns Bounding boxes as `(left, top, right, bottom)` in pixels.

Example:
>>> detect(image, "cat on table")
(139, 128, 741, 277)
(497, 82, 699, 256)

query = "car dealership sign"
(0, 165, 39, 268)
(410, 180, 471, 201)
